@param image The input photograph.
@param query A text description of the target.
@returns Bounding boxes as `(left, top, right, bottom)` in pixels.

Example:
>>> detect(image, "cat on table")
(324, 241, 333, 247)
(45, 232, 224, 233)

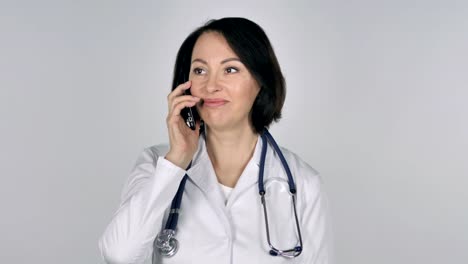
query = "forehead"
(191, 32, 239, 60)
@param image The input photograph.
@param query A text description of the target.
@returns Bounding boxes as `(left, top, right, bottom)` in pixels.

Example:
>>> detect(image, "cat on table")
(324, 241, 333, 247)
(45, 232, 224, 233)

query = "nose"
(205, 72, 222, 93)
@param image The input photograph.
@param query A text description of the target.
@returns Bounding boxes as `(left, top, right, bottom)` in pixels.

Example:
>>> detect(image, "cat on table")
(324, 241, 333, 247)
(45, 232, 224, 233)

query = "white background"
(1, 0, 467, 263)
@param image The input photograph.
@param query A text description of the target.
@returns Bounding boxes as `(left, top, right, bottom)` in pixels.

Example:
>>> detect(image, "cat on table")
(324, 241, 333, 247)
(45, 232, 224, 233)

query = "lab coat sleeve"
(99, 147, 186, 264)
(300, 173, 335, 264)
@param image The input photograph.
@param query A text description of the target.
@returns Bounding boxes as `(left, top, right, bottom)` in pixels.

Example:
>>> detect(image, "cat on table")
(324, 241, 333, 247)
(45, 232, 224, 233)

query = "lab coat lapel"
(187, 156, 226, 210)
(184, 133, 277, 226)
(185, 136, 231, 233)
(226, 135, 276, 207)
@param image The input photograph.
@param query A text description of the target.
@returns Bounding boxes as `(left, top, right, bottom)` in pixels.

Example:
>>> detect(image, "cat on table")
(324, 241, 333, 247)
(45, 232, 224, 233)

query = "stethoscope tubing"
(258, 129, 296, 194)
(165, 169, 190, 230)
(156, 128, 302, 258)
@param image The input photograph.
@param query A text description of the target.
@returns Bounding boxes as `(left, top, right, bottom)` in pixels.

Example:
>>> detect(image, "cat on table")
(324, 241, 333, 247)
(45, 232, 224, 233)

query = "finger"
(167, 104, 196, 133)
(168, 100, 198, 120)
(167, 80, 192, 103)
(167, 81, 193, 112)
(171, 95, 200, 109)
(168, 96, 199, 118)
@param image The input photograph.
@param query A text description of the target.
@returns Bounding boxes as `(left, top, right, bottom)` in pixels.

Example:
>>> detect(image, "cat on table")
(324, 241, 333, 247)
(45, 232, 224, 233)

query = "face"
(189, 31, 260, 132)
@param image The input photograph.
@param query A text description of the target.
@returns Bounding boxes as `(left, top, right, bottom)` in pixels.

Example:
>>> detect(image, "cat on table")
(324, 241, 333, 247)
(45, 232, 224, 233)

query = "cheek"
(245, 85, 260, 103)
(189, 82, 203, 97)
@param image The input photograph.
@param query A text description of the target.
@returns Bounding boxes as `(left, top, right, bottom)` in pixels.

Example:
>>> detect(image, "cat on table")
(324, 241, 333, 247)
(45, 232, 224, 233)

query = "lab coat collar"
(186, 132, 274, 207)
(185, 134, 212, 190)
(184, 134, 230, 235)
(189, 132, 265, 167)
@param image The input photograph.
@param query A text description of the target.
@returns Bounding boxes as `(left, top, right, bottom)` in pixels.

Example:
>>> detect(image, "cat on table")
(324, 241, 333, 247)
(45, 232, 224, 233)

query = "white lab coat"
(99, 134, 333, 264)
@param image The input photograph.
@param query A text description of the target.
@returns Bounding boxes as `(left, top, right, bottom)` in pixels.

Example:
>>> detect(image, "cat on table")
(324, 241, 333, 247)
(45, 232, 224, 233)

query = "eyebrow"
(191, 58, 241, 64)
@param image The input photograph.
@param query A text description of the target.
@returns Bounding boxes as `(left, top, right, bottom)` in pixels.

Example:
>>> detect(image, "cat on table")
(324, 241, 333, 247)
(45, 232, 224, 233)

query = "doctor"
(99, 17, 333, 264)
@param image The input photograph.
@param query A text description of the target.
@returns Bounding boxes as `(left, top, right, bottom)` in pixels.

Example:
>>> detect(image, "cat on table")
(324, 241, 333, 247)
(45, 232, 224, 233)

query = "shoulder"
(277, 146, 320, 179)
(132, 143, 170, 165)
(144, 143, 170, 161)
(276, 146, 323, 195)
(278, 146, 320, 176)
(120, 143, 171, 202)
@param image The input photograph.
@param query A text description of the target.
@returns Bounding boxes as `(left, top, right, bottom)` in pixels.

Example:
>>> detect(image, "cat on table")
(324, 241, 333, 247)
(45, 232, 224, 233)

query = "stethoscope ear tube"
(260, 191, 303, 259)
(258, 131, 269, 195)
(259, 128, 303, 258)
(259, 129, 297, 194)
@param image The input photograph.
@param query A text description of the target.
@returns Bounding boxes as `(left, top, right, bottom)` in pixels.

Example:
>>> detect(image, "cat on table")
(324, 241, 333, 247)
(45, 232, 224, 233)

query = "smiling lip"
(203, 99, 228, 107)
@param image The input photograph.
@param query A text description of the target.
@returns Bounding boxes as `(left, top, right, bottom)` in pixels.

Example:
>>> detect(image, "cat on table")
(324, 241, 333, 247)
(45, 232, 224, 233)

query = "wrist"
(164, 151, 191, 170)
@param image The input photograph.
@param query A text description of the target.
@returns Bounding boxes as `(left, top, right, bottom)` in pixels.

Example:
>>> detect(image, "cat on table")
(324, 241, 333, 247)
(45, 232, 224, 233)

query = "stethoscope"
(154, 128, 303, 259)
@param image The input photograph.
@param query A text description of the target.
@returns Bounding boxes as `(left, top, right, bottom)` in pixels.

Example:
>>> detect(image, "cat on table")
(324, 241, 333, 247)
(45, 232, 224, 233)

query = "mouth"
(202, 99, 229, 107)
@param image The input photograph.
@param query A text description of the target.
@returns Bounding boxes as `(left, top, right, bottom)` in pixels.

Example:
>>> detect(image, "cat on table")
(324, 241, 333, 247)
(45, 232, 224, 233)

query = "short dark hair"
(172, 17, 286, 133)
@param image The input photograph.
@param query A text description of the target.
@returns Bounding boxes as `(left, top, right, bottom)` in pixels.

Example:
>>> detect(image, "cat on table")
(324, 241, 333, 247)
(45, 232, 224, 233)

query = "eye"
(225, 67, 239, 74)
(192, 67, 206, 75)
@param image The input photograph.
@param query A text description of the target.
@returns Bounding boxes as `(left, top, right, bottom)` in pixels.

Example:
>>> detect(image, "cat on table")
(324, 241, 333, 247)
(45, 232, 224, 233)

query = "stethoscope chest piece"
(155, 229, 179, 257)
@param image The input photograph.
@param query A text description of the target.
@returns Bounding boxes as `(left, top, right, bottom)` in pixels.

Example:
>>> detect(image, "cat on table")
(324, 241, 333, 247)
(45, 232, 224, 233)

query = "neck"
(205, 124, 259, 188)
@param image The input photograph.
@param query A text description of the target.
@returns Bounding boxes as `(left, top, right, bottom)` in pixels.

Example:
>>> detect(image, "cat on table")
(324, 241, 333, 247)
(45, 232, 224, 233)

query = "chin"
(201, 119, 230, 131)
(202, 118, 254, 133)
(200, 110, 250, 131)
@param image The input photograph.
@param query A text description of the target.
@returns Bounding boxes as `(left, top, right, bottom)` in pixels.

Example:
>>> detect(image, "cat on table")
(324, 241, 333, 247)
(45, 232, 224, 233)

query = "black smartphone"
(180, 74, 198, 130)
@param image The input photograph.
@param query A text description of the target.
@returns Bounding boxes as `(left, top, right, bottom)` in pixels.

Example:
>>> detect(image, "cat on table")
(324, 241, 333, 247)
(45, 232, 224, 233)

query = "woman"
(99, 17, 333, 264)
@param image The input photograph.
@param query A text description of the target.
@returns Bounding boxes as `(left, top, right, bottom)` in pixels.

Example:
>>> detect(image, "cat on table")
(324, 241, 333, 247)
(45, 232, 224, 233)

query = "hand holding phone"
(165, 79, 201, 169)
